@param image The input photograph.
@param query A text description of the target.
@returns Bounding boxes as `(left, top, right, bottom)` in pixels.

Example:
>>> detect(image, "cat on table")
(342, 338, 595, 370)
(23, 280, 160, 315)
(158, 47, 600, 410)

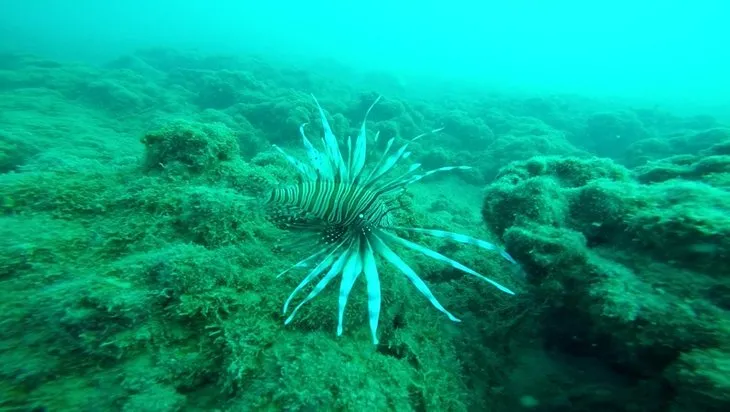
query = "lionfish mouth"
(268, 95, 516, 344)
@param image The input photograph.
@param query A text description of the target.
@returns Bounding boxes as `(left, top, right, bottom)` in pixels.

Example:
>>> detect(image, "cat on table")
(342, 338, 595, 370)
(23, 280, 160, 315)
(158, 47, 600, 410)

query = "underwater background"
(1, 1, 729, 411)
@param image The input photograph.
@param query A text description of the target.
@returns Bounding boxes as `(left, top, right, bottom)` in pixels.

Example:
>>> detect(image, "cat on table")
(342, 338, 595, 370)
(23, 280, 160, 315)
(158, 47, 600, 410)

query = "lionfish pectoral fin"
(379, 230, 515, 295)
(392, 226, 518, 265)
(276, 247, 327, 279)
(285, 250, 349, 325)
(369, 233, 461, 322)
(362, 238, 381, 344)
(274, 232, 323, 256)
(272, 144, 316, 179)
(336, 238, 364, 336)
(283, 242, 343, 313)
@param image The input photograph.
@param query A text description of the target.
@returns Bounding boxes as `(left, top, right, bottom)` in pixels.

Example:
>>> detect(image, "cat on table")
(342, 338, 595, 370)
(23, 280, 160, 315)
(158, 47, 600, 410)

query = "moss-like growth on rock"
(482, 155, 730, 410)
(141, 120, 239, 174)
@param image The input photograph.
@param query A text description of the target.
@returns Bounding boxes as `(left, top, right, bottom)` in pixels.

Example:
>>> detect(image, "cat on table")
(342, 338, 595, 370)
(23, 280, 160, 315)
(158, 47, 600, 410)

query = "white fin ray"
(276, 247, 327, 279)
(285, 249, 350, 325)
(392, 226, 517, 265)
(363, 136, 395, 184)
(367, 141, 411, 184)
(283, 250, 336, 314)
(370, 233, 460, 322)
(362, 238, 381, 344)
(346, 135, 353, 181)
(379, 230, 515, 295)
(272, 144, 315, 179)
(374, 163, 422, 193)
(366, 128, 444, 185)
(381, 165, 472, 195)
(312, 95, 348, 181)
(337, 237, 363, 336)
(282, 241, 345, 313)
(299, 122, 333, 180)
(352, 96, 381, 181)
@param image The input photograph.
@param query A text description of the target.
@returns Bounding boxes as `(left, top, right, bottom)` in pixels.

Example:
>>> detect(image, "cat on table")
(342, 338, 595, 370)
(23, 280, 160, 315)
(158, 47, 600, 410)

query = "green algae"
(0, 48, 728, 412)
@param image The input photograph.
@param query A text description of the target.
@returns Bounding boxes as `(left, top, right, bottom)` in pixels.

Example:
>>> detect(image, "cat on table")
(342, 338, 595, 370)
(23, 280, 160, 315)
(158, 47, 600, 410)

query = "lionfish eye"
(359, 213, 364, 219)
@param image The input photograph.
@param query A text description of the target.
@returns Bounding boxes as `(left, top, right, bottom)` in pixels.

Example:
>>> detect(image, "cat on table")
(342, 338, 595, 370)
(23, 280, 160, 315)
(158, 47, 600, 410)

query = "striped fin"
(285, 243, 351, 325)
(337, 237, 363, 336)
(379, 230, 515, 295)
(272, 144, 315, 179)
(369, 233, 460, 322)
(404, 166, 472, 186)
(366, 128, 445, 185)
(312, 95, 348, 181)
(283, 242, 344, 314)
(413, 127, 444, 142)
(346, 135, 353, 180)
(274, 232, 326, 257)
(299, 122, 333, 180)
(363, 137, 395, 183)
(375, 163, 421, 193)
(367, 141, 411, 184)
(381, 166, 471, 195)
(275, 247, 327, 279)
(362, 238, 381, 344)
(351, 96, 381, 182)
(392, 226, 517, 265)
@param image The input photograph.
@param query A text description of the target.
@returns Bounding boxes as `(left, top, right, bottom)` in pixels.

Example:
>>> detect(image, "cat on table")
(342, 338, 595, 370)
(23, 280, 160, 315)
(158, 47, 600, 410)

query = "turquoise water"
(2, 0, 728, 113)
(1, 1, 728, 411)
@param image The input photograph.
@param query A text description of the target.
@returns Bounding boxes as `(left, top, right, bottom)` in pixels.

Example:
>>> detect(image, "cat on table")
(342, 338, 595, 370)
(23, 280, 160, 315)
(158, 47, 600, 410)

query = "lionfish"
(267, 95, 517, 344)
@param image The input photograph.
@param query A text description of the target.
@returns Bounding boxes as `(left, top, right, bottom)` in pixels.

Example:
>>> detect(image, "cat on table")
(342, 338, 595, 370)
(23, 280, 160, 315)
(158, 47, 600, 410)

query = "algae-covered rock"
(666, 348, 730, 411)
(141, 120, 239, 173)
(0, 129, 37, 173)
(627, 180, 730, 272)
(584, 110, 651, 159)
(479, 124, 584, 180)
(122, 384, 186, 412)
(634, 151, 730, 188)
(626, 127, 730, 166)
(483, 156, 631, 237)
(486, 155, 730, 273)
(482, 153, 730, 410)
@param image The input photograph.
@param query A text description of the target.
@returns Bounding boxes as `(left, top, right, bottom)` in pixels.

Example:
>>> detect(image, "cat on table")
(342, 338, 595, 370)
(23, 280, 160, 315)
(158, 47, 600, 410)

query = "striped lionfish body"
(269, 95, 517, 344)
